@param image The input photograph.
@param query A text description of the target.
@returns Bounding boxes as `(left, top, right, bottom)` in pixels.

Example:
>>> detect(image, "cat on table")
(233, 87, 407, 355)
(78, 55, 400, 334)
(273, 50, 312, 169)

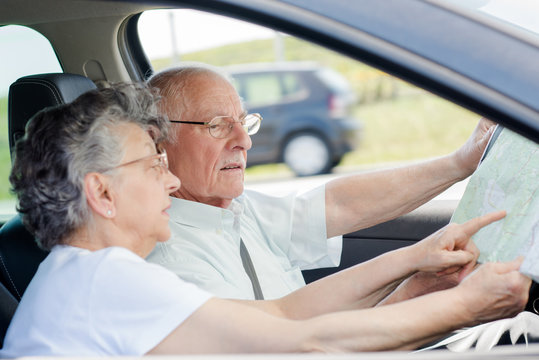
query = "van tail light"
(328, 94, 347, 119)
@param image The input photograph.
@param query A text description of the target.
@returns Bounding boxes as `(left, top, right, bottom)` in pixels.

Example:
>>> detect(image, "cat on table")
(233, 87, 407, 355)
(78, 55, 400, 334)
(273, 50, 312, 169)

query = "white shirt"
(1, 245, 212, 357)
(147, 186, 342, 300)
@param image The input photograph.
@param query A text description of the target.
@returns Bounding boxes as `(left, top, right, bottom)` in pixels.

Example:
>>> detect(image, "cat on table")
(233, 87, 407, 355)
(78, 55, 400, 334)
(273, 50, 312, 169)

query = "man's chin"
(223, 184, 244, 200)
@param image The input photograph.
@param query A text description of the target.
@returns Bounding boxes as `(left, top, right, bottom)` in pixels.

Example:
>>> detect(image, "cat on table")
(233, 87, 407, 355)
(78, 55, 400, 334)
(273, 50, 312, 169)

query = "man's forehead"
(191, 92, 244, 118)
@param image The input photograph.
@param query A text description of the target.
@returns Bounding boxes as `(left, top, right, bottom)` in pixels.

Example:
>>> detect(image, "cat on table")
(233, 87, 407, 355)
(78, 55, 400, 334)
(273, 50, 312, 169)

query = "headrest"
(8, 73, 97, 158)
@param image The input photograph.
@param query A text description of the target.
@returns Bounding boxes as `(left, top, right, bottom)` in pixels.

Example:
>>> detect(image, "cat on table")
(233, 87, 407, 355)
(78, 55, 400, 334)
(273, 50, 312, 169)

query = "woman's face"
(111, 123, 180, 257)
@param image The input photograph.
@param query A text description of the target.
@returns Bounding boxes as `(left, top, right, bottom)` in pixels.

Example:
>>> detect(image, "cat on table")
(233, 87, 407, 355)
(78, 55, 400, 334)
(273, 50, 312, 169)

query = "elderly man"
(146, 64, 498, 302)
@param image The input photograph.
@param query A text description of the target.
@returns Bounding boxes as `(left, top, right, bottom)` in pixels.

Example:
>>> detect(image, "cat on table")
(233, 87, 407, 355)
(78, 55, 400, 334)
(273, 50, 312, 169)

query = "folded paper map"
(451, 126, 539, 282)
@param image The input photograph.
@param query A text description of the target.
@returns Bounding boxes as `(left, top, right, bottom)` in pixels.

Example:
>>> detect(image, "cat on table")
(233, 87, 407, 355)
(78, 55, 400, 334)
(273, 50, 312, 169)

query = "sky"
(138, 9, 276, 59)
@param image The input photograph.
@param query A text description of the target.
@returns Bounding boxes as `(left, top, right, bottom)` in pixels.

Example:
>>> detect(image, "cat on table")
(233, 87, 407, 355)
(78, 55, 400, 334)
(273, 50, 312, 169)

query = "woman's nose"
(165, 170, 181, 193)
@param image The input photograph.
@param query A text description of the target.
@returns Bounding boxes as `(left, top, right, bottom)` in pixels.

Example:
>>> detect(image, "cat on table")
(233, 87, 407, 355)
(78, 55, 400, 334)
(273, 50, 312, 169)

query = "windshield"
(443, 0, 539, 36)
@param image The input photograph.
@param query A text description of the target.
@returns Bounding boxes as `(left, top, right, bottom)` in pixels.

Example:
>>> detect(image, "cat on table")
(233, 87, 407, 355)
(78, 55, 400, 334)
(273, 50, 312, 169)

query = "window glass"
(138, 9, 478, 198)
(241, 74, 283, 106)
(0, 25, 62, 221)
(446, 0, 539, 36)
(281, 73, 303, 97)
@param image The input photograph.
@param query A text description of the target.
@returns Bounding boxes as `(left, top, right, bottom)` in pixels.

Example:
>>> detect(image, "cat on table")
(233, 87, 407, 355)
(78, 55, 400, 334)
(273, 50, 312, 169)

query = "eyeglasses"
(170, 113, 262, 139)
(104, 149, 169, 173)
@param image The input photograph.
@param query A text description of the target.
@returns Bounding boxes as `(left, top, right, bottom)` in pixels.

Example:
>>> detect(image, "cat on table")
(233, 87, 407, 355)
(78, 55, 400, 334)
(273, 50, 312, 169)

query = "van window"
(242, 73, 282, 106)
(0, 25, 62, 221)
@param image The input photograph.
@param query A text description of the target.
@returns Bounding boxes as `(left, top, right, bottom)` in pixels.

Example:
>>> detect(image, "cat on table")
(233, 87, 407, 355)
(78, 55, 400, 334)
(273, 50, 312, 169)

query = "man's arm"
(324, 118, 496, 237)
(148, 258, 529, 354)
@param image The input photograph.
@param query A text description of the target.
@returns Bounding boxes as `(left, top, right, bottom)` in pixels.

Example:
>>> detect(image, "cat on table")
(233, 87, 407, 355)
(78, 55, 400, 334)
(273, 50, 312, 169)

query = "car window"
(137, 9, 479, 198)
(281, 73, 302, 96)
(446, 0, 539, 35)
(240, 73, 283, 106)
(0, 25, 62, 222)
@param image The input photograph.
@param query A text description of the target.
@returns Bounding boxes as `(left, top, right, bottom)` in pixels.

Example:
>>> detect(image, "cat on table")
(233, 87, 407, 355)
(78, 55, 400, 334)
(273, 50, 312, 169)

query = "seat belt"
(239, 238, 264, 300)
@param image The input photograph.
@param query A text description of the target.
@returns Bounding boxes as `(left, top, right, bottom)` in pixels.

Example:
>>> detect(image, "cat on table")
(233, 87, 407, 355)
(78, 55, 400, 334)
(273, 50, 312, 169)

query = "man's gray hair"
(147, 63, 235, 143)
(9, 82, 169, 250)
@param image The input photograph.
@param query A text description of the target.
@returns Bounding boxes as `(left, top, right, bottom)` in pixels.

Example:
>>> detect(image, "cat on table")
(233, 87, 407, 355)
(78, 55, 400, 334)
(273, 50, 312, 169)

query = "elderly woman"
(0, 83, 530, 357)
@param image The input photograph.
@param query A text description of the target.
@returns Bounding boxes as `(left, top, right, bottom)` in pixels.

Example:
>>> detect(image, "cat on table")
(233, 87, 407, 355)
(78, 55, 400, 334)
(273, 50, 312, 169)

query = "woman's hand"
(456, 258, 531, 323)
(411, 210, 506, 280)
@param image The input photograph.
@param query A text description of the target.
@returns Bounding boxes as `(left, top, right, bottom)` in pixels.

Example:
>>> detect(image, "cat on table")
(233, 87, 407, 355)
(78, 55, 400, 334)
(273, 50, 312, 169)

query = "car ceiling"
(0, 0, 153, 26)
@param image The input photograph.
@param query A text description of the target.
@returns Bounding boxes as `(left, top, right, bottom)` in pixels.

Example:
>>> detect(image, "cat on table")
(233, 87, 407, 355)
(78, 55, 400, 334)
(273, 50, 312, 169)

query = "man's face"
(165, 73, 252, 208)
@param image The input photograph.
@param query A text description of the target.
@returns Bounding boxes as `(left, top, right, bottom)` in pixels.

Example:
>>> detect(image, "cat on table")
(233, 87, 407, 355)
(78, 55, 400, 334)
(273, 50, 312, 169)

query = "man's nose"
(228, 121, 252, 150)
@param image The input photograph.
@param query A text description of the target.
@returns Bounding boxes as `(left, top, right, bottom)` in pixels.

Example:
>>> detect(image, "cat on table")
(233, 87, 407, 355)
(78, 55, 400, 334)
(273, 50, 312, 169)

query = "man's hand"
(453, 117, 497, 178)
(411, 210, 505, 280)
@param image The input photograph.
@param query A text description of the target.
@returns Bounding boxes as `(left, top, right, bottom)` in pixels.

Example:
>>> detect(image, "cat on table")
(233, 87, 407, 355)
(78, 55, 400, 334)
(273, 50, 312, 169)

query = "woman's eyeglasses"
(104, 149, 169, 173)
(170, 113, 262, 139)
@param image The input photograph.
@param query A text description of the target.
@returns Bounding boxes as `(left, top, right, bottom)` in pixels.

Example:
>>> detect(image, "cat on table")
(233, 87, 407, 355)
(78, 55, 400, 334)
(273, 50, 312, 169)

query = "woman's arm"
(260, 212, 497, 318)
(148, 258, 529, 354)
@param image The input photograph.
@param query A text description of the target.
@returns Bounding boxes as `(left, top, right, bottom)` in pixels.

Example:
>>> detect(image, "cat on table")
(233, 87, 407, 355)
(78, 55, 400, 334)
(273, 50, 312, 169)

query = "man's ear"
(84, 173, 115, 218)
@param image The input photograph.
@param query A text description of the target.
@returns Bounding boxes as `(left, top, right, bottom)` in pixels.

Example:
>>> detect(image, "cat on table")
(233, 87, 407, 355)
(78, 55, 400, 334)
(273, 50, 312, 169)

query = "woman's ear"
(84, 173, 115, 219)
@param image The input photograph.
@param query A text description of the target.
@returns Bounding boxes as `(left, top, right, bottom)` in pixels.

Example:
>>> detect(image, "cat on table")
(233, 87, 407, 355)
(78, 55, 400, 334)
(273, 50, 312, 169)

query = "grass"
(342, 92, 478, 166)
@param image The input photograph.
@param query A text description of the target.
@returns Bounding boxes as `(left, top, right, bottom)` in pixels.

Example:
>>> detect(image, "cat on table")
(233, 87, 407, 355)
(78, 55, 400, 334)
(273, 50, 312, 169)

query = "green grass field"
(244, 92, 478, 177)
(343, 93, 477, 166)
(0, 36, 480, 200)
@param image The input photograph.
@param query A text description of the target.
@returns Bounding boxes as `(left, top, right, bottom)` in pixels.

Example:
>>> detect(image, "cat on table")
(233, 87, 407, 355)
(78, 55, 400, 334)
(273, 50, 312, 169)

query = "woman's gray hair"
(9, 82, 169, 250)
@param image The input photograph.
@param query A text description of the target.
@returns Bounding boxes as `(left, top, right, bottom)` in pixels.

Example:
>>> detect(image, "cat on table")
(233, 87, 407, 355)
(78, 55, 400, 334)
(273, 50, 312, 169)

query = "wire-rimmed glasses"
(170, 113, 262, 139)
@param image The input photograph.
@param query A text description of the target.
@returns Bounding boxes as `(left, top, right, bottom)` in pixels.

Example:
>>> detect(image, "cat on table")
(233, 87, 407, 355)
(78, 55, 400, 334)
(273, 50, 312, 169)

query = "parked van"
(226, 62, 361, 176)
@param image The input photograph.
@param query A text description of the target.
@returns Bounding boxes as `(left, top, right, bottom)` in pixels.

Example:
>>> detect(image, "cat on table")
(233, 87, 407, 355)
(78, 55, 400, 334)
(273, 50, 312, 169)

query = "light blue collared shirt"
(147, 186, 342, 300)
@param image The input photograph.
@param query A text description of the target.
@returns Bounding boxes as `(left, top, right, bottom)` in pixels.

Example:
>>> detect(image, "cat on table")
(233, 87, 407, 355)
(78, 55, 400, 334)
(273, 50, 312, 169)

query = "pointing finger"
(461, 210, 506, 237)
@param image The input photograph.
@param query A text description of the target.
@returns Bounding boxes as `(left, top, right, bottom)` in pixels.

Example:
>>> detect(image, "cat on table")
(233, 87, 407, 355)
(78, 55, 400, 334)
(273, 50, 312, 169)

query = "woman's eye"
(149, 159, 161, 170)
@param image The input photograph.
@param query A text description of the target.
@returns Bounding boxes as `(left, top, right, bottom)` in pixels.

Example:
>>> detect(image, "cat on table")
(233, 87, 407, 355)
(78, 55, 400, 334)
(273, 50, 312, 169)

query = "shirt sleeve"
(245, 186, 342, 270)
(89, 248, 213, 356)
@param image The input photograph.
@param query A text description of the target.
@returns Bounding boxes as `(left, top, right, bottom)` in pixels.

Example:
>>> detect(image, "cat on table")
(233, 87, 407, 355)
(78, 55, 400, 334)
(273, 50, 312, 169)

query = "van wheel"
(282, 133, 332, 176)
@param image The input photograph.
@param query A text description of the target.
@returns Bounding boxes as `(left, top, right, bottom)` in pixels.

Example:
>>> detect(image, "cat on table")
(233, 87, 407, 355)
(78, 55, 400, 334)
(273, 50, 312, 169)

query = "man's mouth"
(221, 164, 242, 171)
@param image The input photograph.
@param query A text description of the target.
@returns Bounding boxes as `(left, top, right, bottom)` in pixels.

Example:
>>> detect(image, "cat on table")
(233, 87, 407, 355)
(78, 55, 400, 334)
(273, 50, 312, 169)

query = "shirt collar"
(168, 195, 245, 230)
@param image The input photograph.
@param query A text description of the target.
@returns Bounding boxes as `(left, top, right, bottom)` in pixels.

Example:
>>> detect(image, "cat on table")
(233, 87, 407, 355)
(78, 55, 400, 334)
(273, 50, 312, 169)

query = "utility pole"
(274, 31, 285, 62)
(169, 11, 180, 64)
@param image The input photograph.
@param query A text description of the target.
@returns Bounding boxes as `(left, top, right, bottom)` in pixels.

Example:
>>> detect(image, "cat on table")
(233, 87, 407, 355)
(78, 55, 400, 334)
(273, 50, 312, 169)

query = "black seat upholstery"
(0, 282, 18, 348)
(0, 215, 48, 300)
(8, 73, 97, 152)
(0, 73, 97, 341)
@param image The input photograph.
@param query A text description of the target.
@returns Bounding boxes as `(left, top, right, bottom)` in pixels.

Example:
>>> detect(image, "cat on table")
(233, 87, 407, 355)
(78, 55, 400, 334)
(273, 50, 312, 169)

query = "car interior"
(0, 71, 538, 347)
(1, 0, 539, 353)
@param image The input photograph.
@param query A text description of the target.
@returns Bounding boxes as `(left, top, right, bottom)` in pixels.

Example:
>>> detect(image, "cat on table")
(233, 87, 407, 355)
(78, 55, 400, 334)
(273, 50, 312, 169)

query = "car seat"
(0, 73, 97, 342)
(0, 282, 17, 348)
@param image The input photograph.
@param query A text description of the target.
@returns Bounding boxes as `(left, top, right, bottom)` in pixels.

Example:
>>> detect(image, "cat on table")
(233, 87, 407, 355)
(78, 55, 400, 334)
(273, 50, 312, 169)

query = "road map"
(451, 127, 539, 282)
